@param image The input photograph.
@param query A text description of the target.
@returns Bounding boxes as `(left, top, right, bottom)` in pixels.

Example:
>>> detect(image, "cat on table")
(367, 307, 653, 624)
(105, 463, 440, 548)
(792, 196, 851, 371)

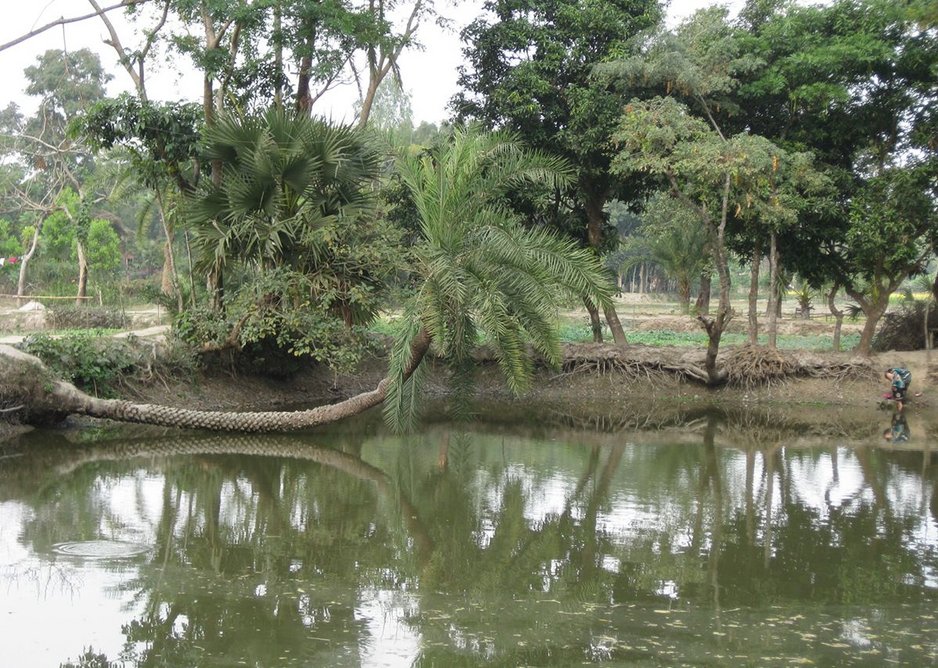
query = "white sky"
(0, 0, 739, 125)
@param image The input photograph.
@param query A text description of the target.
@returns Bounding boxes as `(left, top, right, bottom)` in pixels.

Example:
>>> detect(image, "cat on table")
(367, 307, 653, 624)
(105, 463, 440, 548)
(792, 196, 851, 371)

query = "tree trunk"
(826, 283, 844, 352)
(295, 53, 313, 114)
(602, 302, 628, 346)
(76, 239, 88, 305)
(924, 297, 932, 352)
(699, 175, 733, 385)
(583, 188, 627, 345)
(678, 276, 691, 314)
(696, 270, 711, 315)
(584, 296, 603, 343)
(156, 192, 183, 311)
(0, 329, 433, 432)
(273, 0, 283, 109)
(16, 221, 43, 307)
(766, 232, 779, 349)
(160, 241, 175, 297)
(747, 242, 761, 345)
(847, 288, 889, 356)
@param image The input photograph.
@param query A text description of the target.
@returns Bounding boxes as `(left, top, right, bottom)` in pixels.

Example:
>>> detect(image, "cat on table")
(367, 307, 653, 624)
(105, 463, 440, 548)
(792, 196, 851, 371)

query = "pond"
(1, 404, 938, 667)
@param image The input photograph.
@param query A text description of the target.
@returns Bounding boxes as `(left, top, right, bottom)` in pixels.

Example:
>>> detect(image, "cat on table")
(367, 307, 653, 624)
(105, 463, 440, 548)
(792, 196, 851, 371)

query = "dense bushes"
(18, 332, 197, 397)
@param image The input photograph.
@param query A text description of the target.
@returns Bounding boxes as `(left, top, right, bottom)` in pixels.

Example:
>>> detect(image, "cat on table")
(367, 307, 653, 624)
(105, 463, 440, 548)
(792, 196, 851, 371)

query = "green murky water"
(2, 406, 938, 667)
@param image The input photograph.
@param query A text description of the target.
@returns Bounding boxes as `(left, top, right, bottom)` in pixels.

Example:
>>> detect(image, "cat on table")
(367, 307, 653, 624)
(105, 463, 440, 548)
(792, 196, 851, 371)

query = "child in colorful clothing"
(884, 367, 912, 411)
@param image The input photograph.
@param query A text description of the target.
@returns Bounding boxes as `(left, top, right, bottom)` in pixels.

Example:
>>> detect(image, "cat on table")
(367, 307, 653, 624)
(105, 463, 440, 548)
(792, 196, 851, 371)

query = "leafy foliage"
(73, 94, 203, 190)
(455, 0, 662, 260)
(181, 110, 402, 368)
(20, 333, 137, 395)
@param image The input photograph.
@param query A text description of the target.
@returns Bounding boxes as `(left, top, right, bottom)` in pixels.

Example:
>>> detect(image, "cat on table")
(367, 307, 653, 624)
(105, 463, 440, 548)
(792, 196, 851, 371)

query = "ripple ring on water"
(51, 540, 151, 560)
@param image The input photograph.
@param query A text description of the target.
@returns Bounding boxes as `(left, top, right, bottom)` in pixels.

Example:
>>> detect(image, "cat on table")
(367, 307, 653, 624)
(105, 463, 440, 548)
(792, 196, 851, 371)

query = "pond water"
(1, 405, 938, 667)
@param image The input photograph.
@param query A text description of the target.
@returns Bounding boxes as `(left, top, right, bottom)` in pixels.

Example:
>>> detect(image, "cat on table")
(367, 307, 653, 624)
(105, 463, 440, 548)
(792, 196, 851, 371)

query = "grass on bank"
(553, 322, 860, 351)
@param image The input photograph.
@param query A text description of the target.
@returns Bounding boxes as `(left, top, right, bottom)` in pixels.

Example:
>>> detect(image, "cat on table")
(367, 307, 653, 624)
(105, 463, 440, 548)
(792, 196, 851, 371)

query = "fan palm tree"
(187, 109, 386, 322)
(184, 109, 401, 359)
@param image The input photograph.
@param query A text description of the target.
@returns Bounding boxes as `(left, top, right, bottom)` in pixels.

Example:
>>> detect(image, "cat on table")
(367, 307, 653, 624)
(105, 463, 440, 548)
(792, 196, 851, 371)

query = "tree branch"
(0, 0, 151, 53)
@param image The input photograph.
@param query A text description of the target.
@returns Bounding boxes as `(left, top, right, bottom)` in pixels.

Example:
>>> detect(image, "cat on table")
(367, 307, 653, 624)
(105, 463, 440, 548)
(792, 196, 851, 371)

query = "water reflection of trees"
(1, 417, 937, 666)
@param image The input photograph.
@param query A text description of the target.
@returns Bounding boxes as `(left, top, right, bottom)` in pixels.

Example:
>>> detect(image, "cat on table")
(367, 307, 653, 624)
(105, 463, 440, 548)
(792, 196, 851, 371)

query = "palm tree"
(620, 193, 707, 314)
(188, 108, 384, 299)
(2, 127, 615, 432)
(184, 110, 400, 355)
(384, 127, 615, 430)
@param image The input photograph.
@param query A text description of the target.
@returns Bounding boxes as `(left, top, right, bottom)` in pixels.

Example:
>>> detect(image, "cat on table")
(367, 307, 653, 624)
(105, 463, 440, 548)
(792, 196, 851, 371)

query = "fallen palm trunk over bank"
(2, 341, 878, 433)
(0, 343, 387, 431)
(0, 332, 431, 432)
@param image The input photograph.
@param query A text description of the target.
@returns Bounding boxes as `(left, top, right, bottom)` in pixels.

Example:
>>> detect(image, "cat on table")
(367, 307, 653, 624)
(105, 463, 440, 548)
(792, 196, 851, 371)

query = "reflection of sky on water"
(355, 589, 421, 667)
(0, 499, 148, 667)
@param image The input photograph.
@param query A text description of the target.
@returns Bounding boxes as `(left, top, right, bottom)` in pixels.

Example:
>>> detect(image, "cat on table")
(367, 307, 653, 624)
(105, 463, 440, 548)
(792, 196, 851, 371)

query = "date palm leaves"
(384, 127, 615, 431)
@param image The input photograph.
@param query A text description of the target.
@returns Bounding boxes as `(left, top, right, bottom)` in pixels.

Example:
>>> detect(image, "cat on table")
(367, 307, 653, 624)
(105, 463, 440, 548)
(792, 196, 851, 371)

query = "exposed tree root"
(724, 345, 793, 388)
(552, 343, 876, 388)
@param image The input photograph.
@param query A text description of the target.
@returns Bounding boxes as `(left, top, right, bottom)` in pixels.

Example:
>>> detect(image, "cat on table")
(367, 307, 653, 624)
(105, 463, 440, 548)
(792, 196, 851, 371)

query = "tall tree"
(454, 0, 662, 345)
(5, 49, 111, 303)
(734, 0, 938, 354)
(603, 9, 810, 382)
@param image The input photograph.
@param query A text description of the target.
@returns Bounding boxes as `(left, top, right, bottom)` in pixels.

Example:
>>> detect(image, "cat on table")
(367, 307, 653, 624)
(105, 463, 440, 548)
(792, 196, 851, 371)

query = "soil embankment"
(2, 300, 935, 442)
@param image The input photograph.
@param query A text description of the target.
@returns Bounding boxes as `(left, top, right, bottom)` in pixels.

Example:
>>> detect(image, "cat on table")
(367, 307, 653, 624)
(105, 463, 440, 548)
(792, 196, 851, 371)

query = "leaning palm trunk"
(1, 331, 431, 432)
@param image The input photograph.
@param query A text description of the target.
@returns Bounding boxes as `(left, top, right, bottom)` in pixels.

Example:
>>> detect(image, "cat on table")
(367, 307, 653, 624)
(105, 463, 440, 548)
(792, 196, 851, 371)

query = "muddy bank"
(73, 343, 931, 441)
(2, 333, 936, 443)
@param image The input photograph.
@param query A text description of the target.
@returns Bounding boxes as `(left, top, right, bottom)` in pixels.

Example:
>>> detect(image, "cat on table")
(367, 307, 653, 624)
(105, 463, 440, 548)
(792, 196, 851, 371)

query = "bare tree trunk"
(747, 242, 761, 345)
(698, 174, 733, 385)
(584, 297, 603, 343)
(602, 303, 628, 346)
(273, 0, 283, 109)
(924, 298, 932, 352)
(76, 239, 88, 304)
(584, 189, 627, 345)
(696, 270, 711, 315)
(826, 283, 844, 352)
(847, 288, 890, 356)
(355, 0, 424, 129)
(766, 232, 779, 349)
(296, 53, 314, 114)
(16, 222, 43, 307)
(156, 191, 183, 311)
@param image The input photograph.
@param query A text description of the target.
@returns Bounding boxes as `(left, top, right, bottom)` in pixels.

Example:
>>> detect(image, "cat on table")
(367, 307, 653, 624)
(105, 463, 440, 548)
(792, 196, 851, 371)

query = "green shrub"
(19, 333, 138, 396)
